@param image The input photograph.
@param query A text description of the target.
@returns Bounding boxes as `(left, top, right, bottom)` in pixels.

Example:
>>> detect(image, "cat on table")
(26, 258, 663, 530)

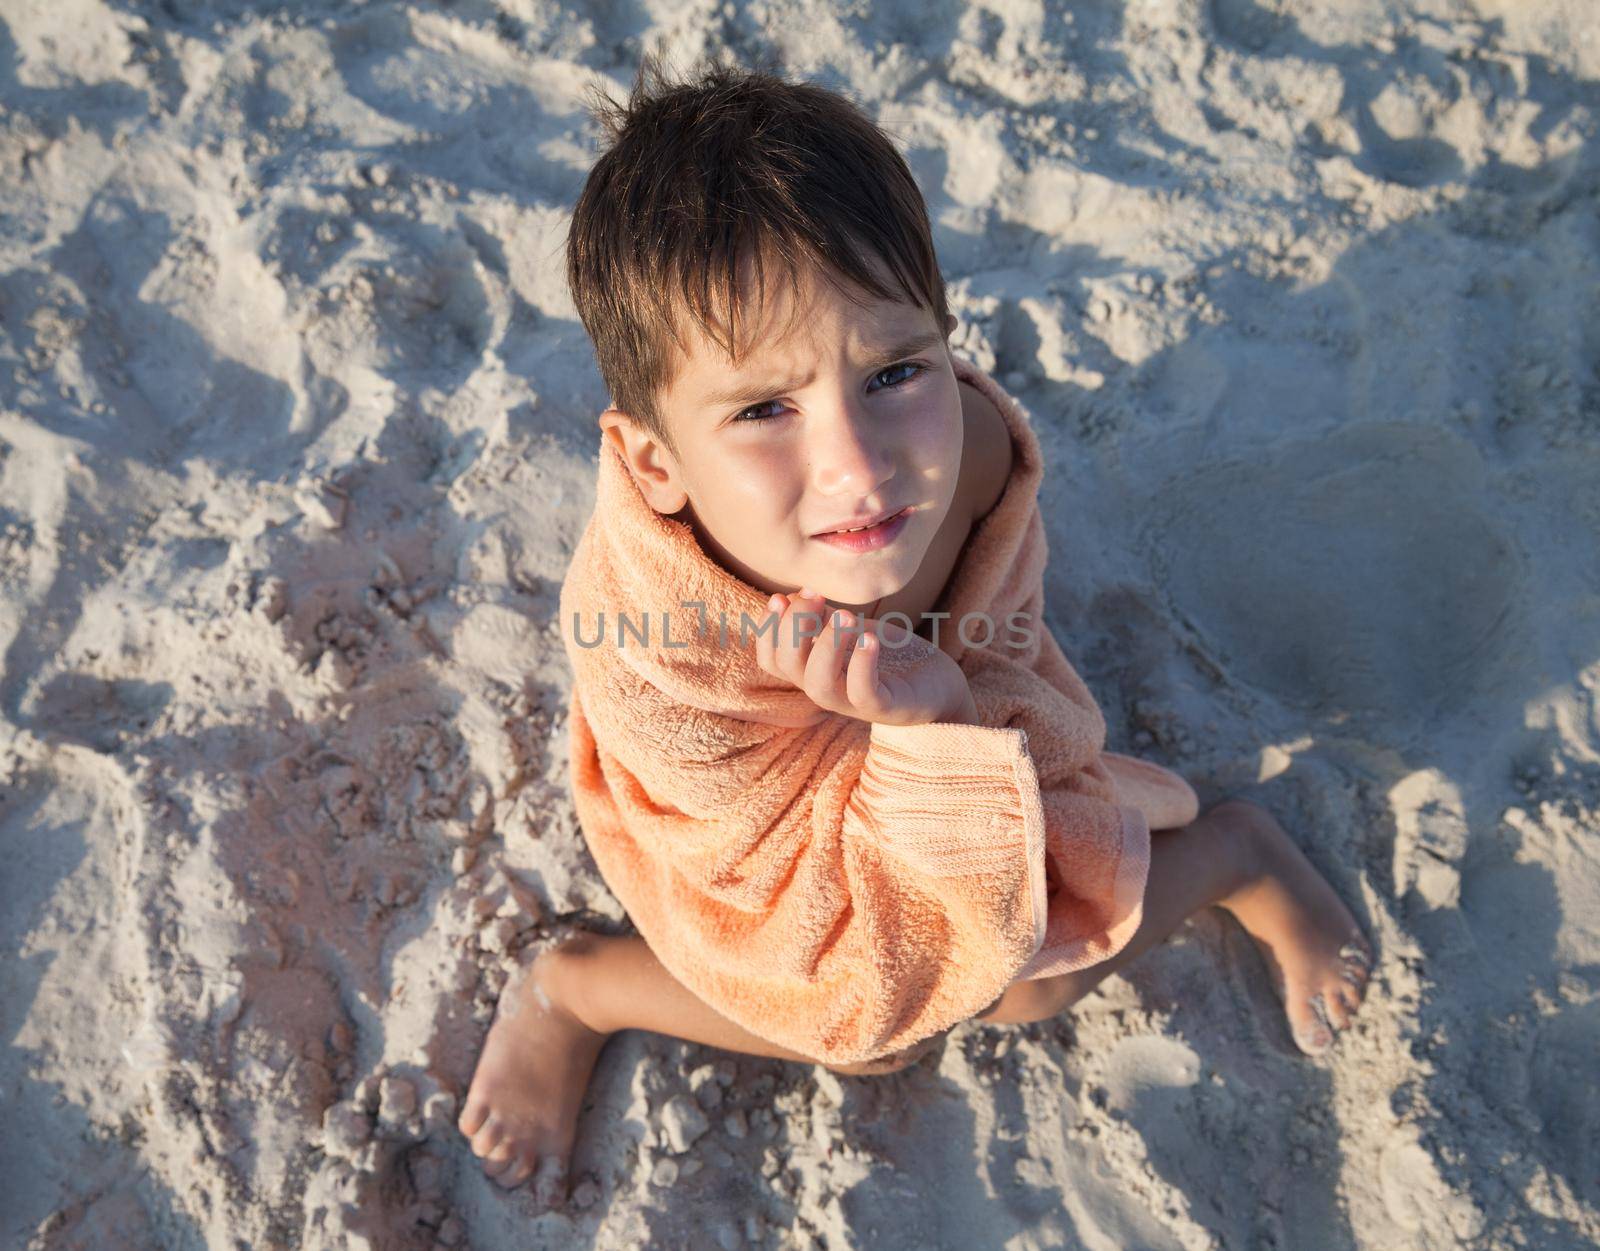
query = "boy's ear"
(598, 408, 690, 515)
(944, 313, 957, 336)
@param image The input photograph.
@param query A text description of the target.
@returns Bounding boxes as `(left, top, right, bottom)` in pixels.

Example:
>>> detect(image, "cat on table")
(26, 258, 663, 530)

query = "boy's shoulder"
(957, 377, 1013, 525)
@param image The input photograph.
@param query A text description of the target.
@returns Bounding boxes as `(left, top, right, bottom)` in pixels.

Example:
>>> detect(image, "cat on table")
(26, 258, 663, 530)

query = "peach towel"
(558, 354, 1199, 1066)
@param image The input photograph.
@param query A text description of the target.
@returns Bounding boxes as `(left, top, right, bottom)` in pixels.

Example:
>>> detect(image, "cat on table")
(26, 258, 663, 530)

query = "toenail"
(1305, 995, 1337, 1049)
(499, 1158, 533, 1187)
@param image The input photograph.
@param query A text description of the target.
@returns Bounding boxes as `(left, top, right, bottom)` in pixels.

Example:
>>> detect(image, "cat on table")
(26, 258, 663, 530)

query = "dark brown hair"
(564, 48, 951, 454)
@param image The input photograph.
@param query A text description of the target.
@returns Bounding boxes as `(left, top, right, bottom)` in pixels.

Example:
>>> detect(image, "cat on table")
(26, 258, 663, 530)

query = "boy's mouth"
(811, 506, 912, 552)
(812, 505, 910, 537)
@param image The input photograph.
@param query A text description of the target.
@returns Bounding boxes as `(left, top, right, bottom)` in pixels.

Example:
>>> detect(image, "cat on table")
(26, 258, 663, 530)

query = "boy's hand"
(755, 589, 979, 726)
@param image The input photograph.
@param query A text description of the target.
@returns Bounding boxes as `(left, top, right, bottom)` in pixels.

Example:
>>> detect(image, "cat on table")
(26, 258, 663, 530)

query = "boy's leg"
(461, 798, 1374, 1195)
(459, 924, 935, 1194)
(553, 931, 941, 1075)
(556, 934, 940, 1075)
(978, 798, 1375, 1057)
(976, 806, 1249, 1025)
(550, 930, 825, 1063)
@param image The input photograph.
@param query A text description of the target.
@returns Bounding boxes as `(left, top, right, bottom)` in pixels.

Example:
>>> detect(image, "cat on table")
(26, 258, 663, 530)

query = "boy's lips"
(811, 506, 913, 552)
(811, 505, 910, 537)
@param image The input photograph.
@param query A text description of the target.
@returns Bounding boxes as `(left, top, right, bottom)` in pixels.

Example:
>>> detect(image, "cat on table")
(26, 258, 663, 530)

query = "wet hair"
(564, 47, 951, 455)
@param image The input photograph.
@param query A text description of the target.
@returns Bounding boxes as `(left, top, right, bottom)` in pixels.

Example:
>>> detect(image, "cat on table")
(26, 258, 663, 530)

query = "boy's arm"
(847, 712, 1046, 883)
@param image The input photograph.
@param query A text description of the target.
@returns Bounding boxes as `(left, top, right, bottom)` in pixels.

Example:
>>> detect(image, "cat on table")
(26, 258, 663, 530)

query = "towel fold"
(558, 353, 1199, 1066)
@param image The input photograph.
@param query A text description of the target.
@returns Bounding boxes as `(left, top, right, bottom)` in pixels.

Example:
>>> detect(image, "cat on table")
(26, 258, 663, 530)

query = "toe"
(1293, 993, 1335, 1056)
(1336, 937, 1373, 994)
(471, 1120, 505, 1160)
(1319, 995, 1346, 1032)
(1323, 980, 1354, 1029)
(458, 1097, 488, 1139)
(496, 1152, 537, 1190)
(482, 1138, 518, 1177)
(1339, 936, 1374, 975)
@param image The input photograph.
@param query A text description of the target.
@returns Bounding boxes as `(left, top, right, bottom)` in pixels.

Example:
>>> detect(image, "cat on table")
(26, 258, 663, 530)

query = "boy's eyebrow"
(701, 329, 946, 410)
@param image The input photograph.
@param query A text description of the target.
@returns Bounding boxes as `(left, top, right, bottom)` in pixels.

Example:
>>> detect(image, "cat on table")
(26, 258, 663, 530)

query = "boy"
(457, 53, 1373, 1203)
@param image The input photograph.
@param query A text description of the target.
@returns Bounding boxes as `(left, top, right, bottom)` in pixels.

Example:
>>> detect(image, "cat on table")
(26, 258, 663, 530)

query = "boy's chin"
(807, 574, 911, 612)
(801, 553, 923, 610)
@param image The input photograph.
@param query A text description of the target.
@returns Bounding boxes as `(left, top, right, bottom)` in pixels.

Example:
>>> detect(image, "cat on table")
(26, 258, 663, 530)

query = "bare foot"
(457, 932, 611, 1200)
(1211, 799, 1375, 1057)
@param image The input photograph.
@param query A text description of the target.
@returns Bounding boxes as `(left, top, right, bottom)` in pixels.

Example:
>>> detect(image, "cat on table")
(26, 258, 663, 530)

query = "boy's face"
(599, 257, 963, 616)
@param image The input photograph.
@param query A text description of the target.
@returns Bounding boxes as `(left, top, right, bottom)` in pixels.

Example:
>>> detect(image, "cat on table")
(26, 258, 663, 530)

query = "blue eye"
(876, 363, 928, 391)
(736, 359, 928, 422)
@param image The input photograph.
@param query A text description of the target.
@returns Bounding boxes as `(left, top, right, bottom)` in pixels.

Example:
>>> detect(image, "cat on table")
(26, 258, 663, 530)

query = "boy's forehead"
(672, 267, 930, 375)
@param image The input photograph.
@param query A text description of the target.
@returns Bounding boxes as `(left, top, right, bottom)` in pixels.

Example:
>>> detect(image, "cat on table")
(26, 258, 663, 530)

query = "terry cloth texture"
(558, 353, 1199, 1066)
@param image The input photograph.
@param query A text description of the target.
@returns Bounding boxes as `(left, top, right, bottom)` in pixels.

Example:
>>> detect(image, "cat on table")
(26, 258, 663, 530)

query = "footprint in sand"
(1527, 999, 1600, 1203)
(1144, 423, 1526, 728)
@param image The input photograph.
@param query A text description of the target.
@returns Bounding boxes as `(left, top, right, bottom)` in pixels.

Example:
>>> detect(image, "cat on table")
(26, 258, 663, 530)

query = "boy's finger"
(845, 627, 890, 714)
(772, 595, 803, 683)
(802, 609, 857, 708)
(865, 612, 911, 646)
(755, 593, 782, 676)
(777, 593, 822, 684)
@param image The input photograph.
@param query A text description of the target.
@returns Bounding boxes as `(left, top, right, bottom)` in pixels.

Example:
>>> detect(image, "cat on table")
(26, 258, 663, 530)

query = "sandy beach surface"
(3, 1, 1598, 1248)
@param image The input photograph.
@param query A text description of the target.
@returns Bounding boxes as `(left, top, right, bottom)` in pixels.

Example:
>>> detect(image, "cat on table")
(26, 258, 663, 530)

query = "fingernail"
(767, 593, 781, 611)
(798, 585, 815, 600)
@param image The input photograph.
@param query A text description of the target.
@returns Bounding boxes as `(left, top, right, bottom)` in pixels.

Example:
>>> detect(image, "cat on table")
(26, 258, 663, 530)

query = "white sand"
(3, 1, 1598, 1248)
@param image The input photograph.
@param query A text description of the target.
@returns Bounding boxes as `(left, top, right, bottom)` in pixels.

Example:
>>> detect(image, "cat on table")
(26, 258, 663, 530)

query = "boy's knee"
(981, 975, 1078, 1025)
(823, 1030, 945, 1076)
(823, 1053, 916, 1077)
(974, 990, 1007, 1021)
(1197, 796, 1272, 831)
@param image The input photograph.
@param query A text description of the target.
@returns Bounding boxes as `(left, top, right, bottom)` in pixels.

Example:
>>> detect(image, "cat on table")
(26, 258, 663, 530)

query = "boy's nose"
(808, 404, 894, 498)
